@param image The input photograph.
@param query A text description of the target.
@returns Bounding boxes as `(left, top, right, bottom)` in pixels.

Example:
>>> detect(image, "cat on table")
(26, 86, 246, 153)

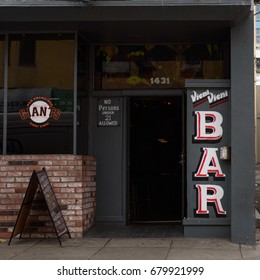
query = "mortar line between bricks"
(164, 238, 174, 260)
(8, 239, 44, 260)
(88, 238, 112, 260)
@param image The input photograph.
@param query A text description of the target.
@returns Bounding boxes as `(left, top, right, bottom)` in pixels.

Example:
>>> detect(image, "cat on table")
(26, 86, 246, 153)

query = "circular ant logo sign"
(19, 97, 61, 128)
(29, 99, 52, 124)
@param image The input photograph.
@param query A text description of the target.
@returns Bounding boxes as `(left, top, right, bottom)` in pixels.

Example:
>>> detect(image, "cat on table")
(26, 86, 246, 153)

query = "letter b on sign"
(194, 111, 223, 141)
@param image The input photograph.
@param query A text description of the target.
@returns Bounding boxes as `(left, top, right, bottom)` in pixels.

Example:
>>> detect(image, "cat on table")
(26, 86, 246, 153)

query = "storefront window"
(7, 34, 75, 154)
(0, 36, 4, 153)
(95, 44, 229, 90)
(76, 37, 89, 155)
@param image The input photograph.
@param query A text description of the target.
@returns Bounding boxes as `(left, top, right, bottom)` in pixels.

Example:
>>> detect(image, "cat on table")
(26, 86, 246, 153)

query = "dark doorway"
(129, 96, 183, 222)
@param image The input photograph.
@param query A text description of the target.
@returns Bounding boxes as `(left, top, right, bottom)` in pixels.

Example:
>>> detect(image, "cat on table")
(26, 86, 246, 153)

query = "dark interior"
(130, 96, 183, 222)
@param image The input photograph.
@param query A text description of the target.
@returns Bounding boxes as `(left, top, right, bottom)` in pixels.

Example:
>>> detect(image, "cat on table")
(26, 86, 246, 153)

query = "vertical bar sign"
(186, 88, 230, 219)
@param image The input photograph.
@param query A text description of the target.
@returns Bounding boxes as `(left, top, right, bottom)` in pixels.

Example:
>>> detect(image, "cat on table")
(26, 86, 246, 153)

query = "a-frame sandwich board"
(8, 168, 71, 246)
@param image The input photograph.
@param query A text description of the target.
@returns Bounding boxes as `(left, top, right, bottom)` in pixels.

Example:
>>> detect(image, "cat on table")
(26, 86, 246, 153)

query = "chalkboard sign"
(36, 169, 69, 238)
(9, 168, 70, 246)
(97, 98, 120, 127)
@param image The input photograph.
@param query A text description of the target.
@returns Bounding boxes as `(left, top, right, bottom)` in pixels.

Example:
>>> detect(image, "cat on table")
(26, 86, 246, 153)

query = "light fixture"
(157, 138, 168, 144)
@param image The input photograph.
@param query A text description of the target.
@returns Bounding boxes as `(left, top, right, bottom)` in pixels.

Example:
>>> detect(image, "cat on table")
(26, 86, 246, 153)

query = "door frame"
(125, 89, 186, 224)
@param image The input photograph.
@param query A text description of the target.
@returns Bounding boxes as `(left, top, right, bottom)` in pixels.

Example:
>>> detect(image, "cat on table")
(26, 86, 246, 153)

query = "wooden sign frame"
(8, 168, 71, 246)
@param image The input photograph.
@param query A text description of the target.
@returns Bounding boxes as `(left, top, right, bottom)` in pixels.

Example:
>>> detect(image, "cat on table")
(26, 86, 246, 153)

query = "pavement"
(0, 167, 260, 260)
(0, 233, 260, 260)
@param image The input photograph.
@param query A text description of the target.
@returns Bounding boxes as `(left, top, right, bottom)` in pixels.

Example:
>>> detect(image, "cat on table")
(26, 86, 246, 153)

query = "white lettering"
(104, 99, 112, 105)
(98, 105, 120, 112)
(191, 90, 210, 104)
(207, 90, 228, 105)
(194, 111, 223, 141)
(195, 184, 226, 215)
(99, 121, 118, 126)
(191, 90, 229, 107)
(194, 147, 226, 178)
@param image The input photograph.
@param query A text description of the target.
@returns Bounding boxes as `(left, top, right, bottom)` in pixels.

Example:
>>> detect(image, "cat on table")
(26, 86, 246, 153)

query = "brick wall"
(0, 155, 96, 239)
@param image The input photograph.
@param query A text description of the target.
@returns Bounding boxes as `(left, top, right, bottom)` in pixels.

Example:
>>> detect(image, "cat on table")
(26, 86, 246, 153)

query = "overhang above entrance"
(0, 4, 251, 21)
(0, 1, 251, 43)
(0, 2, 251, 27)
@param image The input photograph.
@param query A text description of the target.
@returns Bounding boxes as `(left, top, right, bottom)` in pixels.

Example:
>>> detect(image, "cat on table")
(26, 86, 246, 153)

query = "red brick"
(7, 183, 22, 188)
(7, 205, 21, 210)
(67, 160, 78, 165)
(68, 182, 83, 188)
(52, 171, 68, 177)
(56, 193, 68, 199)
(52, 161, 68, 165)
(0, 166, 15, 171)
(75, 221, 84, 227)
(68, 205, 82, 210)
(7, 171, 23, 177)
(15, 177, 30, 183)
(0, 154, 96, 238)
(15, 188, 27, 193)
(60, 177, 75, 182)
(0, 232, 11, 238)
(60, 155, 76, 160)
(49, 177, 61, 183)
(0, 189, 15, 193)
(38, 160, 56, 166)
(60, 166, 77, 171)
(0, 177, 15, 183)
(68, 194, 82, 199)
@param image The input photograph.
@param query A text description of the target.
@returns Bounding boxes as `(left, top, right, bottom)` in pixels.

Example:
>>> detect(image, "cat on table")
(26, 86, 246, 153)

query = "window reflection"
(0, 37, 4, 153)
(6, 34, 74, 154)
(95, 44, 229, 90)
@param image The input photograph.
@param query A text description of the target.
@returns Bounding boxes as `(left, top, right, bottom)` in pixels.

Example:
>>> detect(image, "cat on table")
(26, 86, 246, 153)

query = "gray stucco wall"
(89, 97, 127, 223)
(231, 12, 255, 245)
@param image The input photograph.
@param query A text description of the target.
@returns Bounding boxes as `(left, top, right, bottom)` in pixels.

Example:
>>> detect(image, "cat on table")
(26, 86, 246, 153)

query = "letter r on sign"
(195, 184, 226, 215)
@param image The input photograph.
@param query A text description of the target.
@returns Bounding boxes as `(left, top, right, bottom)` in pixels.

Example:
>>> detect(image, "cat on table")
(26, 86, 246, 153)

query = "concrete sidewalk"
(0, 230, 260, 260)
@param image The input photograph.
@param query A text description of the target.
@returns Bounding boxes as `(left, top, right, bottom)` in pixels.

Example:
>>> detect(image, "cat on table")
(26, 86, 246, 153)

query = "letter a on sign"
(195, 184, 226, 215)
(194, 147, 225, 178)
(194, 111, 223, 141)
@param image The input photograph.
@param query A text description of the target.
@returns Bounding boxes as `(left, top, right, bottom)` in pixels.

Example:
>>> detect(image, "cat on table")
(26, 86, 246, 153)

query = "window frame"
(0, 32, 78, 155)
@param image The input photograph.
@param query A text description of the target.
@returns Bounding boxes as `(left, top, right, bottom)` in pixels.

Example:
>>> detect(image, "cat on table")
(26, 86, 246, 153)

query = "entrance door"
(129, 96, 183, 222)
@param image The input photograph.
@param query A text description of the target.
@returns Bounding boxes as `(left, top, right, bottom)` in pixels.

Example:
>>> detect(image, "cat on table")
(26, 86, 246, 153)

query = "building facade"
(0, 0, 256, 245)
(255, 4, 260, 163)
